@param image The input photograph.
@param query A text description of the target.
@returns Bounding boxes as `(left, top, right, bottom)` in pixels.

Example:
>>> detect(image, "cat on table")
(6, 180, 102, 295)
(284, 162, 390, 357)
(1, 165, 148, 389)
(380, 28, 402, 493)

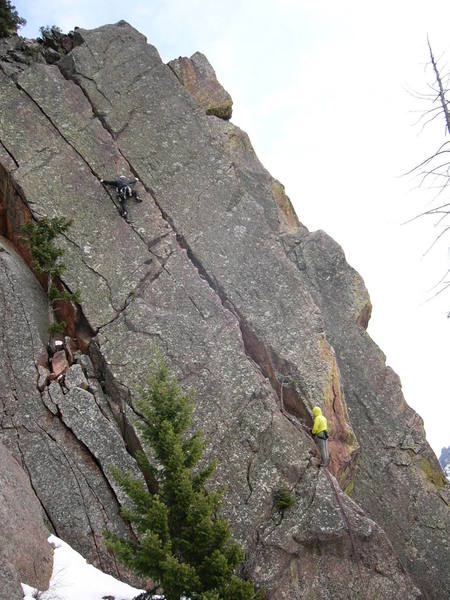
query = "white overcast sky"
(15, 0, 449, 457)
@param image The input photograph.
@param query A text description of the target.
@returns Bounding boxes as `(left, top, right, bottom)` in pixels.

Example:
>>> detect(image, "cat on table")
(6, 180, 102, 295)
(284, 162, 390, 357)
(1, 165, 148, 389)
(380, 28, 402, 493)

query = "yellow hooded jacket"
(312, 406, 328, 435)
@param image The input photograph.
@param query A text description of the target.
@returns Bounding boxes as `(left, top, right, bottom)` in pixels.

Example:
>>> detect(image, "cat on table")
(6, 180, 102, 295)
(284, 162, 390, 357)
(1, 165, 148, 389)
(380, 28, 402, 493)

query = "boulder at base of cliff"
(0, 442, 53, 596)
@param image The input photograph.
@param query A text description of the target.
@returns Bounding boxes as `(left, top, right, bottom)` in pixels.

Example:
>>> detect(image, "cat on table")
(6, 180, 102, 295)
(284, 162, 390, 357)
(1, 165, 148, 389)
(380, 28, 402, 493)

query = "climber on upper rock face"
(311, 406, 329, 466)
(100, 175, 142, 219)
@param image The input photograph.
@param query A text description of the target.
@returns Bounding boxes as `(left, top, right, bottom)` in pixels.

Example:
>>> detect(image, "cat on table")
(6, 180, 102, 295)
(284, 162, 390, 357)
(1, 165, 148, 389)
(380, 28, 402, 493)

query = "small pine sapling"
(21, 216, 81, 334)
(274, 485, 294, 512)
(105, 357, 264, 600)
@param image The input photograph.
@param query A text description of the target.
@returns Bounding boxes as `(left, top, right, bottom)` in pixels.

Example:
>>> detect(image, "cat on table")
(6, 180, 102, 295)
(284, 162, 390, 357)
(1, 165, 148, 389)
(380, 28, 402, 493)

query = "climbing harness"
(118, 185, 132, 200)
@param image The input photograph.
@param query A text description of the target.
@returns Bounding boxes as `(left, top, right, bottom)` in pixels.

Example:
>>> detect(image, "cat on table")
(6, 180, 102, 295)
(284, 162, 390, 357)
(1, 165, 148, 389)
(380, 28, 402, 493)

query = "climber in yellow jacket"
(312, 406, 329, 466)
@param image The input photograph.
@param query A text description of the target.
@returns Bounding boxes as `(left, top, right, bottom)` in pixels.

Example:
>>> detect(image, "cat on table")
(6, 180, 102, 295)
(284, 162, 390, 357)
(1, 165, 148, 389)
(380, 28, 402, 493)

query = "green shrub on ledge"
(274, 485, 295, 512)
(21, 216, 81, 334)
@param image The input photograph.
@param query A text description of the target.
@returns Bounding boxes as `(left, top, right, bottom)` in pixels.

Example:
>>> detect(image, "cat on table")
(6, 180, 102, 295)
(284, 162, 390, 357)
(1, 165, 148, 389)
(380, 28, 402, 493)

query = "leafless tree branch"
(406, 39, 450, 313)
(428, 36, 450, 133)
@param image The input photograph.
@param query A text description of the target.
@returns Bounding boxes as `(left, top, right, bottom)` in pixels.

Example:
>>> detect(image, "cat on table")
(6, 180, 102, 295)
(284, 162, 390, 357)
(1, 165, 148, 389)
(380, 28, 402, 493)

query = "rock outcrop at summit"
(169, 51, 233, 119)
(0, 21, 448, 599)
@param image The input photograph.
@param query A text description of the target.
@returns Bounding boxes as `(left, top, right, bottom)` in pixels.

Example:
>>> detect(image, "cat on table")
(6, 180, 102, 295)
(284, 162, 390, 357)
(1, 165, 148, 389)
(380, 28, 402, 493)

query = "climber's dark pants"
(316, 432, 329, 465)
(118, 186, 140, 215)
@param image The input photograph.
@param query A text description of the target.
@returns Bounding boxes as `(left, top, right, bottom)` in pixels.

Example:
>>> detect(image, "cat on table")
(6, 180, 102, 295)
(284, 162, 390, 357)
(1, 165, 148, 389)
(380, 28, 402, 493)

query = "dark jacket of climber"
(312, 406, 329, 466)
(100, 175, 142, 218)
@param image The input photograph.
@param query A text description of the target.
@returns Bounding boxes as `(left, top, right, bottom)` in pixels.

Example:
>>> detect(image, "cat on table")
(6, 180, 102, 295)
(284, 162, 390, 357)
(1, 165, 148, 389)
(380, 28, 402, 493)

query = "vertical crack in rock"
(86, 342, 150, 473)
(0, 140, 19, 169)
(42, 389, 114, 516)
(39, 422, 105, 565)
(56, 62, 309, 420)
(60, 231, 115, 316)
(1, 257, 47, 374)
(323, 468, 362, 576)
(14, 429, 59, 534)
(172, 230, 312, 423)
(14, 78, 105, 185)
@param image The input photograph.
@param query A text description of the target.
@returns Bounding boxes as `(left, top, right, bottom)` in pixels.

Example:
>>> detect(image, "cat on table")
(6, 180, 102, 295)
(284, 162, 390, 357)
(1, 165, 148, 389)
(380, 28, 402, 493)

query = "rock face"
(169, 51, 233, 119)
(284, 230, 449, 595)
(0, 237, 139, 583)
(0, 21, 448, 599)
(0, 442, 53, 598)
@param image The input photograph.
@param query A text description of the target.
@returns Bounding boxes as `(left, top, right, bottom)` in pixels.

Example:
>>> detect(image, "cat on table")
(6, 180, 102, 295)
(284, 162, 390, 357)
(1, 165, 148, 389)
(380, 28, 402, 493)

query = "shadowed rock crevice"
(88, 340, 147, 454)
(173, 228, 314, 426)
(0, 140, 19, 169)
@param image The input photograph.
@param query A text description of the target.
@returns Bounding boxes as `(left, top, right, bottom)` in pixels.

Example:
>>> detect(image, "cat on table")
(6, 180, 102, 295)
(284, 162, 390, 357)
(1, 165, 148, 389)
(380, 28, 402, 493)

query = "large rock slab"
(59, 22, 447, 597)
(0, 22, 446, 598)
(59, 22, 357, 477)
(0, 441, 53, 594)
(0, 557, 23, 600)
(287, 229, 450, 598)
(0, 237, 138, 580)
(0, 66, 155, 328)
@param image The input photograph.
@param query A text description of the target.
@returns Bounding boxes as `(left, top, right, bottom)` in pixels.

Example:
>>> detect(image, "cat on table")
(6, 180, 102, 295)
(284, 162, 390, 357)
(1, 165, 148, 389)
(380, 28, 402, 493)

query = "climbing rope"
(323, 467, 362, 577)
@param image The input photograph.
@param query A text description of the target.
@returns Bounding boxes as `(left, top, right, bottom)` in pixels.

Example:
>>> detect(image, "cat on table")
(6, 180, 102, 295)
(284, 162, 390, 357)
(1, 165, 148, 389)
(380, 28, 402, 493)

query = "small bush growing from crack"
(21, 216, 81, 334)
(105, 355, 264, 600)
(274, 485, 295, 511)
(23, 44, 41, 60)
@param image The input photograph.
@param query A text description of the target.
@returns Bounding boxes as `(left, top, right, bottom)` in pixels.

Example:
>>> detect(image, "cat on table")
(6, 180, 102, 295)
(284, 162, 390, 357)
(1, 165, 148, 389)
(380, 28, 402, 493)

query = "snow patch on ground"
(22, 535, 144, 600)
(444, 463, 450, 481)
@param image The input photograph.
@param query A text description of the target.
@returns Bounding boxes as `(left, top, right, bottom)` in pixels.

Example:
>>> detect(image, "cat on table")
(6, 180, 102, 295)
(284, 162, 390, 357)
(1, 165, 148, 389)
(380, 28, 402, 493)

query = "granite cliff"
(0, 22, 448, 600)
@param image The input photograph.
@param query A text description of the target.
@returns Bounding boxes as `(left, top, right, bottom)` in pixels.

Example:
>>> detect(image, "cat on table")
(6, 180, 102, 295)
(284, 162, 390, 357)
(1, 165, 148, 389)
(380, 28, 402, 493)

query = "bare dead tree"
(407, 38, 450, 315)
(429, 38, 450, 134)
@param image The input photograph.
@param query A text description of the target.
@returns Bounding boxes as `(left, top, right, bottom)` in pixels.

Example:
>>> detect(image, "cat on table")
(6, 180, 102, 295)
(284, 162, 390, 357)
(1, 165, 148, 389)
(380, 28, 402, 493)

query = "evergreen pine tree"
(105, 358, 264, 600)
(0, 0, 26, 38)
(21, 216, 81, 333)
